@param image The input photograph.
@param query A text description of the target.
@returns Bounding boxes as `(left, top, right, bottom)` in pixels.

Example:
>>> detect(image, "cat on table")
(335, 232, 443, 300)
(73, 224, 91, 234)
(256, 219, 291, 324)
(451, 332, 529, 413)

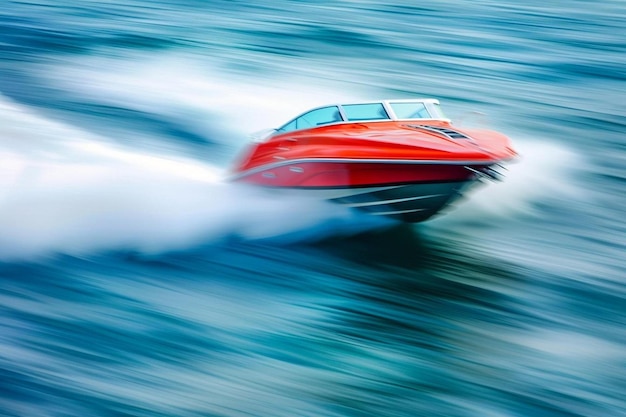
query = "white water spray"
(0, 94, 372, 261)
(429, 137, 584, 227)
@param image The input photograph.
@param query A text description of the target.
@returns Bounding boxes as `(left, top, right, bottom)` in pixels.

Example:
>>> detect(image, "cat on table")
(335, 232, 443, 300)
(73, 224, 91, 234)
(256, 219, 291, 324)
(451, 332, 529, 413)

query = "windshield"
(277, 106, 342, 133)
(342, 103, 389, 121)
(389, 102, 431, 119)
(273, 99, 445, 135)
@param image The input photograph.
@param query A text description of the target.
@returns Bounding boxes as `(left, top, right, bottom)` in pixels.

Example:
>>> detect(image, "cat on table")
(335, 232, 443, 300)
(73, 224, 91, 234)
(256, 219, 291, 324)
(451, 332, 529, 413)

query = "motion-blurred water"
(1, 1, 625, 416)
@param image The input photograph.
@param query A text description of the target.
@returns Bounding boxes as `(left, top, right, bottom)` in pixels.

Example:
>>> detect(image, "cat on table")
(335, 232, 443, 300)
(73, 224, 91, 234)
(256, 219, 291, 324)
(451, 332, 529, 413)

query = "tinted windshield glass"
(342, 103, 389, 121)
(429, 102, 446, 119)
(278, 106, 342, 132)
(390, 102, 431, 119)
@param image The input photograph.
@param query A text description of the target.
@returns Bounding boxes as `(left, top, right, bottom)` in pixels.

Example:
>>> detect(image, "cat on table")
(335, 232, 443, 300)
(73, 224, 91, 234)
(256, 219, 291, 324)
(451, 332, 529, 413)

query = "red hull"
(231, 160, 484, 188)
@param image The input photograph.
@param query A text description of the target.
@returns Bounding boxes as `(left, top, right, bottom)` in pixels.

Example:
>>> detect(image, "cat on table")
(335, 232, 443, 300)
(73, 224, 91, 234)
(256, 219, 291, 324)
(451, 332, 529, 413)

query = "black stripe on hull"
(330, 181, 475, 223)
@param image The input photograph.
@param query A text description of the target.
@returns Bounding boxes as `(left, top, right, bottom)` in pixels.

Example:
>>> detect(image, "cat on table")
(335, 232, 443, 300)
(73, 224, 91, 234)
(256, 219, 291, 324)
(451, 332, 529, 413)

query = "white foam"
(430, 138, 585, 224)
(0, 94, 376, 261)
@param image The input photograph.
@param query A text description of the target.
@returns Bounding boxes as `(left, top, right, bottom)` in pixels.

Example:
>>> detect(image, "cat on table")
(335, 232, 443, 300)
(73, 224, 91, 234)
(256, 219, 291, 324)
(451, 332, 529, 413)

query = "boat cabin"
(276, 99, 448, 134)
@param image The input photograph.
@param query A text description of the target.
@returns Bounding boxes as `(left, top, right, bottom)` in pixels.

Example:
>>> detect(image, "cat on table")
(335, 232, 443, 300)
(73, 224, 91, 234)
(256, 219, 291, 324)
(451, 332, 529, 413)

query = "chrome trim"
(274, 98, 448, 134)
(230, 158, 495, 181)
(259, 185, 404, 200)
(464, 165, 503, 181)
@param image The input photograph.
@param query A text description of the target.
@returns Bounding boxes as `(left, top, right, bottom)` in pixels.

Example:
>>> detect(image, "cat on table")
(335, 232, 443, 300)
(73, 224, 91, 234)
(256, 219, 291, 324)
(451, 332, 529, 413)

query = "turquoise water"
(1, 1, 625, 416)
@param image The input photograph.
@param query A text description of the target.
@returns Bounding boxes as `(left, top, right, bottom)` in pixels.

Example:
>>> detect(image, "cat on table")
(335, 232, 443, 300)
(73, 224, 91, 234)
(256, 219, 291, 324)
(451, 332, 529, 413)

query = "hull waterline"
(231, 160, 495, 222)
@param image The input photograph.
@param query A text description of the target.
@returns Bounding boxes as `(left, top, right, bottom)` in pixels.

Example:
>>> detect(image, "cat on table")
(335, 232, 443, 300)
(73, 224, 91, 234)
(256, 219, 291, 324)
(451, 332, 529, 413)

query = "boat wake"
(0, 95, 384, 261)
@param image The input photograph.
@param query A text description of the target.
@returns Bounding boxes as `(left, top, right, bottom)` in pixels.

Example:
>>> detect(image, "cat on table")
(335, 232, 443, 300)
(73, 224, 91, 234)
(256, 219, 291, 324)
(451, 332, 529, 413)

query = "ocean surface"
(1, 1, 625, 416)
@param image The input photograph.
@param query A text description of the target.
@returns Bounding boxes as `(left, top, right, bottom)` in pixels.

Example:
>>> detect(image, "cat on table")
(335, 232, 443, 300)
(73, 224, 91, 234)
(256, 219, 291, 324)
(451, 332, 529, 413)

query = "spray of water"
(429, 137, 584, 228)
(0, 94, 377, 261)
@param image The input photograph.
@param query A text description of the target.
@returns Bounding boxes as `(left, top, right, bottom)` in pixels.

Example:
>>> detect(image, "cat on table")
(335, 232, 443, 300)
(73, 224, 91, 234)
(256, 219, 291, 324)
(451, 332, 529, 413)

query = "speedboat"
(229, 99, 517, 222)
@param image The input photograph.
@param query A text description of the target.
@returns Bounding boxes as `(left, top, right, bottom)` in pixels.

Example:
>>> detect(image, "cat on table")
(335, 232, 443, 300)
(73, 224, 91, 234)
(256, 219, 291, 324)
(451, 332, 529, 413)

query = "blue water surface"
(1, 1, 625, 416)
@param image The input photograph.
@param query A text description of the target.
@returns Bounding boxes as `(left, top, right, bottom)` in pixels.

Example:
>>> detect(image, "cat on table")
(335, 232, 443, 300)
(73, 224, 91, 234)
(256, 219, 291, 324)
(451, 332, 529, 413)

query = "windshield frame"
(272, 98, 449, 136)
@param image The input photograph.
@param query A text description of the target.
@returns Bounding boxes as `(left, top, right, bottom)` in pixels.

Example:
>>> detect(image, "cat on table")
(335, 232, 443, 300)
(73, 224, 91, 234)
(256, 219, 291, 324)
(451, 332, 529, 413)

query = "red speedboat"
(230, 99, 517, 222)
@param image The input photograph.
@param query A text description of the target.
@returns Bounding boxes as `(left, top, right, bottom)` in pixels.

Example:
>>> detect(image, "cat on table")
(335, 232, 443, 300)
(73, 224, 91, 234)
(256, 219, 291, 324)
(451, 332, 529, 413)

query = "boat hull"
(230, 100, 517, 223)
(231, 160, 490, 222)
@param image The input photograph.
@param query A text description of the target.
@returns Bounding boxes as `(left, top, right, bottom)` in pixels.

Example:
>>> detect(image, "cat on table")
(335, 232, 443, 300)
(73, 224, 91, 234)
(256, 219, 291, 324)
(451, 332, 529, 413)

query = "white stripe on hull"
(327, 181, 476, 222)
(370, 207, 429, 216)
(268, 185, 404, 200)
(342, 193, 445, 208)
